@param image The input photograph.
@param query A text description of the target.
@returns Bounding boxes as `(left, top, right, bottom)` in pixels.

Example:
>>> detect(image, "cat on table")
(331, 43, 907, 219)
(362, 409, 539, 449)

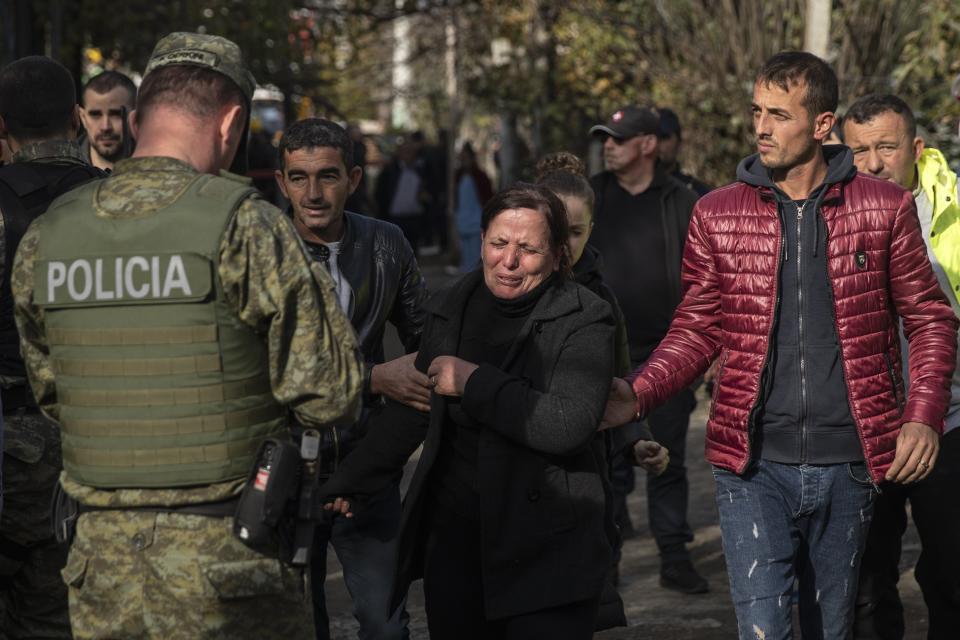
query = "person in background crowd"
(842, 93, 960, 640)
(588, 104, 707, 595)
(536, 150, 669, 629)
(275, 117, 430, 640)
(454, 142, 493, 272)
(417, 130, 451, 256)
(656, 108, 712, 197)
(376, 138, 431, 254)
(344, 123, 374, 216)
(602, 51, 958, 639)
(247, 116, 281, 204)
(12, 33, 363, 638)
(0, 55, 104, 640)
(322, 182, 619, 640)
(79, 70, 136, 171)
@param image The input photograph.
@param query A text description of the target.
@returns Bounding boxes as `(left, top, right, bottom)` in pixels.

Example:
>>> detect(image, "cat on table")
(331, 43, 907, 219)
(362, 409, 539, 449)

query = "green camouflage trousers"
(0, 412, 71, 639)
(64, 510, 312, 639)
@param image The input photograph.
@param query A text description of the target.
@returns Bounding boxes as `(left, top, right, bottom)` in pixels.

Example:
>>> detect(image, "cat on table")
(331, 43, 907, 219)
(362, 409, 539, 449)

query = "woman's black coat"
(320, 269, 617, 620)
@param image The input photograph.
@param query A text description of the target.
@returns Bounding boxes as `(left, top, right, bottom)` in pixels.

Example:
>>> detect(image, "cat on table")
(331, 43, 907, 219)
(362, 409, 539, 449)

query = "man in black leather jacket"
(275, 118, 429, 640)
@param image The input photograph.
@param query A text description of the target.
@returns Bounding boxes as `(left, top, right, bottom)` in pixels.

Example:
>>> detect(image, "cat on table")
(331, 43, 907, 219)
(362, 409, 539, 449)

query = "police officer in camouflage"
(0, 55, 104, 640)
(11, 33, 364, 639)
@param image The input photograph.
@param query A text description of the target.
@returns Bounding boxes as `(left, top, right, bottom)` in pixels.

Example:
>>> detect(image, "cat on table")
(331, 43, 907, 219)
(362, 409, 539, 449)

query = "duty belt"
(53, 486, 241, 545)
(76, 495, 240, 518)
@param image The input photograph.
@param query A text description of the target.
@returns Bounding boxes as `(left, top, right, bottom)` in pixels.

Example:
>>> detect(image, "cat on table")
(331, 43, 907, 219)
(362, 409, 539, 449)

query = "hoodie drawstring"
(809, 186, 832, 257)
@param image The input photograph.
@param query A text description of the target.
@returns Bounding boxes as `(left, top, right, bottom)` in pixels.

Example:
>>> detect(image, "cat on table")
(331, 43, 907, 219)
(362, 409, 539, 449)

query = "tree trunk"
(498, 112, 519, 189)
(804, 0, 831, 58)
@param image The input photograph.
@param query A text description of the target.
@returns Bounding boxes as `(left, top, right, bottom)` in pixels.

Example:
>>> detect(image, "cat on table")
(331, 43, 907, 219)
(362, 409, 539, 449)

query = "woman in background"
(536, 151, 669, 629)
(453, 142, 493, 272)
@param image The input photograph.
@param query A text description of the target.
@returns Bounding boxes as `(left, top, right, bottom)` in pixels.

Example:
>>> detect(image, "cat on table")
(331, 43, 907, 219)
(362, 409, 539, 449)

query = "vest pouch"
(233, 438, 300, 557)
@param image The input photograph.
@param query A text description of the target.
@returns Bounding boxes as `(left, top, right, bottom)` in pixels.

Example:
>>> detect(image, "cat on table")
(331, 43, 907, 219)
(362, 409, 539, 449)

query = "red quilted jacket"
(630, 165, 958, 482)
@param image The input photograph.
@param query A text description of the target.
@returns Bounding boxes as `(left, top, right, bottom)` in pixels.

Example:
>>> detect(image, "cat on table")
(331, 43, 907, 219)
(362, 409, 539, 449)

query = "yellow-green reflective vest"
(34, 173, 285, 489)
(917, 148, 960, 299)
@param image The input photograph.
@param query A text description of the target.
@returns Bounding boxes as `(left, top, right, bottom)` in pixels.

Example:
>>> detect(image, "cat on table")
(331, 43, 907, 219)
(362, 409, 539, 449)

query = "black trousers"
(853, 428, 960, 640)
(421, 504, 599, 640)
(645, 387, 696, 562)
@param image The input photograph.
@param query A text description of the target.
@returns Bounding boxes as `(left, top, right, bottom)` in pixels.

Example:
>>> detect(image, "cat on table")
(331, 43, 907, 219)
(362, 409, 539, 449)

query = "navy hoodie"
(735, 145, 864, 464)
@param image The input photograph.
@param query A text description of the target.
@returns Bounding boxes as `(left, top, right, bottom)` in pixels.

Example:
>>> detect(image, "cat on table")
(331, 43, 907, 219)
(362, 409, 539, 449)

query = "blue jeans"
(713, 460, 876, 640)
(309, 482, 409, 640)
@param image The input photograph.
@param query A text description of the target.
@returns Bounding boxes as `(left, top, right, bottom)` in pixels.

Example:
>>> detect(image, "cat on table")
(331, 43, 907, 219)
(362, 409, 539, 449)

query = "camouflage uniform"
(0, 140, 92, 640)
(11, 35, 363, 640)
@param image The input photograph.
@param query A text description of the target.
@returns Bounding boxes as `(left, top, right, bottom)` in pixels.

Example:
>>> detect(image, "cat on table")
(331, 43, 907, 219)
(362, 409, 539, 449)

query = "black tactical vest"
(0, 161, 104, 404)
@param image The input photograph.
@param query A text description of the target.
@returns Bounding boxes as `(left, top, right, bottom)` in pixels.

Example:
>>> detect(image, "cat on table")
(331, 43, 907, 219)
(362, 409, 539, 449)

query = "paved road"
(323, 264, 930, 639)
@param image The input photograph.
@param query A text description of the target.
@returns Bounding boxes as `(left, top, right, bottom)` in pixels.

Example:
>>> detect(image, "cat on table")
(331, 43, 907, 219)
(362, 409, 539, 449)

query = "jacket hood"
(736, 144, 856, 191)
(917, 147, 958, 202)
(573, 244, 604, 290)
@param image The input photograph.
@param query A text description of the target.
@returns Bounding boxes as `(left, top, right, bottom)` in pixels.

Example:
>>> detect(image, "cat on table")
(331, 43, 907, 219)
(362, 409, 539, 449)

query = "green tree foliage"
(9, 1, 960, 178)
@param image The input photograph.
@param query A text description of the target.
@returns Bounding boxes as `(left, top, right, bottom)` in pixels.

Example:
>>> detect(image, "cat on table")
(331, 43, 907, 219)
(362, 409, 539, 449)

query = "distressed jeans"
(713, 460, 876, 640)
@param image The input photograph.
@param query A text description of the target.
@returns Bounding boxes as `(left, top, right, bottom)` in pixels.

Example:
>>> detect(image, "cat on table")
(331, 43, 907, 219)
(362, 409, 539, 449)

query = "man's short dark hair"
(135, 65, 245, 124)
(0, 56, 76, 140)
(756, 51, 839, 117)
(842, 94, 917, 140)
(278, 118, 353, 170)
(82, 71, 137, 108)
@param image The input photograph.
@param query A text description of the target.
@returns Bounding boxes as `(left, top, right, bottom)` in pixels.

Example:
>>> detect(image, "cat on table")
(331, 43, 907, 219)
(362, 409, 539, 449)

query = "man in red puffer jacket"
(603, 51, 958, 639)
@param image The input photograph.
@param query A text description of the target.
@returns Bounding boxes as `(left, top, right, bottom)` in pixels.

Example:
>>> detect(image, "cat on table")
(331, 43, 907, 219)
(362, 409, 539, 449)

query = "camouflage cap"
(144, 32, 256, 102)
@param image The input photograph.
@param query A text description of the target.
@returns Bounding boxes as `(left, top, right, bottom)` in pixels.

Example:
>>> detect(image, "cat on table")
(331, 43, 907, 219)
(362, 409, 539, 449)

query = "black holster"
(233, 432, 327, 566)
(51, 481, 79, 545)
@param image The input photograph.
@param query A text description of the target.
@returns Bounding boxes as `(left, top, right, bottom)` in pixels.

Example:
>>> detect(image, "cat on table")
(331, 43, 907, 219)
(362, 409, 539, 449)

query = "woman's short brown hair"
(481, 182, 571, 277)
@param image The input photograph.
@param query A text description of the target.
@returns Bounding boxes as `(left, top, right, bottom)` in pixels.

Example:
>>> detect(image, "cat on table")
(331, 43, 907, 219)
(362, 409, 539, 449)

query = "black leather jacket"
(300, 210, 427, 407)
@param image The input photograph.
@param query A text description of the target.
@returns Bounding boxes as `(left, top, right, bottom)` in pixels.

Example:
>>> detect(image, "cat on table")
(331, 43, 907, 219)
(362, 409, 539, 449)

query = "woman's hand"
(427, 356, 479, 397)
(634, 440, 669, 476)
(599, 377, 639, 430)
(322, 497, 354, 518)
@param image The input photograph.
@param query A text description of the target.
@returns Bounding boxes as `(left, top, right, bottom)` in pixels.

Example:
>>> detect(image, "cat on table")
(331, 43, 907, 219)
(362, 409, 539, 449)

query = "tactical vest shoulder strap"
(194, 173, 259, 211)
(190, 174, 261, 267)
